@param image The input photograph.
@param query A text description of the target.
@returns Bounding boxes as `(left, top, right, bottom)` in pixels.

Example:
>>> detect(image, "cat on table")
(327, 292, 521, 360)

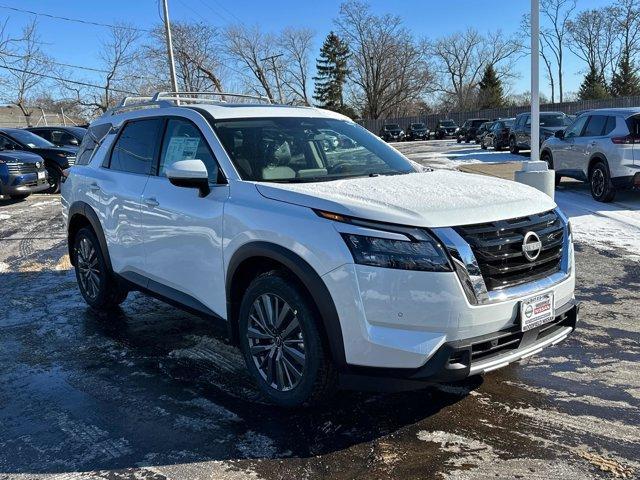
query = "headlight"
(56, 152, 69, 158)
(341, 233, 451, 272)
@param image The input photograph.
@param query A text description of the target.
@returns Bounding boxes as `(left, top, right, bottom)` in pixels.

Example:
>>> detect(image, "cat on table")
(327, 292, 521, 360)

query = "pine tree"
(610, 51, 640, 97)
(578, 67, 609, 100)
(313, 32, 353, 117)
(477, 64, 505, 109)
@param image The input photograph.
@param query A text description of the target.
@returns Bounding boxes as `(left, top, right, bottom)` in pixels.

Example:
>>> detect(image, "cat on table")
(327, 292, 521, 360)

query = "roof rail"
(105, 91, 273, 116)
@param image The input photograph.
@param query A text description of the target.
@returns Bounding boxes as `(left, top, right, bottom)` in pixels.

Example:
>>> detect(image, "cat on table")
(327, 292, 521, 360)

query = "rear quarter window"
(76, 123, 113, 166)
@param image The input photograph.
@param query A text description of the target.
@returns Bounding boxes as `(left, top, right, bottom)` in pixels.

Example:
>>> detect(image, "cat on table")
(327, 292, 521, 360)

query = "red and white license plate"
(520, 292, 554, 332)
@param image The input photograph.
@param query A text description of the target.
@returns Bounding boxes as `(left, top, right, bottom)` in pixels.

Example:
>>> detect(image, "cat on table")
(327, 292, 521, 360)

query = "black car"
(433, 120, 458, 139)
(0, 150, 49, 200)
(405, 122, 429, 141)
(509, 112, 572, 154)
(379, 124, 405, 142)
(26, 126, 87, 148)
(474, 121, 494, 143)
(456, 118, 490, 143)
(0, 128, 78, 193)
(481, 118, 514, 151)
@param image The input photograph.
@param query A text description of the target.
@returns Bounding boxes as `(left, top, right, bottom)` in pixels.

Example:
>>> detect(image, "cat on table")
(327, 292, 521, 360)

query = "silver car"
(541, 108, 640, 202)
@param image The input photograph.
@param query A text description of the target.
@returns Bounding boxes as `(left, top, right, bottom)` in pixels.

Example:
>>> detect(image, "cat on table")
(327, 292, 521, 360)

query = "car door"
(579, 115, 609, 170)
(95, 118, 164, 278)
(139, 116, 229, 316)
(520, 114, 532, 148)
(554, 115, 588, 172)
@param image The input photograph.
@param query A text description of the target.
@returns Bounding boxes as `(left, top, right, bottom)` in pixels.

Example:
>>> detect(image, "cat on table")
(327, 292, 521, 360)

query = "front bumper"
(0, 172, 49, 195)
(339, 301, 578, 391)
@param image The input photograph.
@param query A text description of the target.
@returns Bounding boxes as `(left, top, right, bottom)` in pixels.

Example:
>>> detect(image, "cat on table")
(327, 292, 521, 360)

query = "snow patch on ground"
(0, 213, 11, 220)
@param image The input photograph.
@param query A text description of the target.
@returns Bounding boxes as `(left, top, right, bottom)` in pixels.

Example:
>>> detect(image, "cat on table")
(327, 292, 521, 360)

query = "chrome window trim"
(433, 208, 572, 305)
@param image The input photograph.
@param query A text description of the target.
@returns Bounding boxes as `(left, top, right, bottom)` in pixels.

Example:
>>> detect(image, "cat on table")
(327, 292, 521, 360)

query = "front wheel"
(509, 137, 519, 154)
(239, 271, 337, 407)
(45, 165, 62, 194)
(9, 193, 30, 200)
(589, 161, 616, 202)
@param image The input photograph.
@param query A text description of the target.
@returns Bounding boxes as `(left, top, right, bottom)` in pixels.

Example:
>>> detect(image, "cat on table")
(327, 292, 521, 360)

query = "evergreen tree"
(313, 32, 353, 116)
(610, 51, 640, 97)
(477, 64, 504, 109)
(578, 67, 609, 100)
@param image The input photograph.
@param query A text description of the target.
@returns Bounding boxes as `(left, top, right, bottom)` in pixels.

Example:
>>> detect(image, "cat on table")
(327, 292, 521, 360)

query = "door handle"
(144, 197, 159, 208)
(88, 182, 100, 192)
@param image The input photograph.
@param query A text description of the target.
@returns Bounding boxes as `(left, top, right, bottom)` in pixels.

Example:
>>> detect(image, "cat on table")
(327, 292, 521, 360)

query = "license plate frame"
(520, 292, 554, 332)
(37, 170, 46, 181)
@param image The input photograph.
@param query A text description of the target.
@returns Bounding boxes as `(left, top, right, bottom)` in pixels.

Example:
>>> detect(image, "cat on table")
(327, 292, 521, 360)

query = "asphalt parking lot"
(0, 141, 639, 479)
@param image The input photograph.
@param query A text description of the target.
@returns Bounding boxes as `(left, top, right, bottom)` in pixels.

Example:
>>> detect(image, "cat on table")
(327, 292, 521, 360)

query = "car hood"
(255, 170, 557, 228)
(0, 150, 43, 163)
(29, 146, 77, 157)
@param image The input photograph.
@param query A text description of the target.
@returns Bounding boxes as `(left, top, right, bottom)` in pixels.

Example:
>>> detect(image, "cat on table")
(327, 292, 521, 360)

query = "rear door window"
(108, 119, 163, 175)
(583, 115, 608, 137)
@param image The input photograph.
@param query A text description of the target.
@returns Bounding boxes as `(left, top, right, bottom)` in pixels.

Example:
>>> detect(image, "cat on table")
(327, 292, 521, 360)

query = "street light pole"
(530, 0, 540, 163)
(261, 54, 284, 104)
(162, 0, 179, 95)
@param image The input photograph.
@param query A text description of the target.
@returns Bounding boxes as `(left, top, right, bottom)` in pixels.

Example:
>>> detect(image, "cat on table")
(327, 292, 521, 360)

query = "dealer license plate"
(37, 170, 46, 180)
(520, 292, 554, 332)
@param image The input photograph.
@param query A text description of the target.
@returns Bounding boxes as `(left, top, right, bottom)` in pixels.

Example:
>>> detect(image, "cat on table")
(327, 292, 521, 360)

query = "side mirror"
(166, 159, 210, 197)
(555, 130, 565, 139)
(69, 138, 79, 146)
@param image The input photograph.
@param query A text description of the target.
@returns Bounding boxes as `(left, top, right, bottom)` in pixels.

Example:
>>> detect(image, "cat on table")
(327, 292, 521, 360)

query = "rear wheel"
(239, 271, 337, 407)
(73, 227, 128, 310)
(589, 160, 616, 202)
(509, 137, 519, 154)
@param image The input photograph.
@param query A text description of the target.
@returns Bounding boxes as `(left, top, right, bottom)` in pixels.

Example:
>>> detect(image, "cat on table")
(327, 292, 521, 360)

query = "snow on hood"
(255, 171, 557, 228)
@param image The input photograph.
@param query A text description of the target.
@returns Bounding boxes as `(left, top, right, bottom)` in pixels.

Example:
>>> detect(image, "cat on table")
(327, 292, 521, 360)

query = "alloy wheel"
(592, 168, 605, 198)
(247, 293, 306, 392)
(77, 237, 101, 299)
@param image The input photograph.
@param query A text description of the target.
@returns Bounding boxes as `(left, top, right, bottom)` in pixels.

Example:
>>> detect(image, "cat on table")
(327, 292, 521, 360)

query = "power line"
(0, 4, 152, 33)
(0, 64, 138, 94)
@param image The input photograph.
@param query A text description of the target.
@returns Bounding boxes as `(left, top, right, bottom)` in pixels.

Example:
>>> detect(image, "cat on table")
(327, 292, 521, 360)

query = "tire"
(238, 271, 337, 407)
(481, 141, 487, 150)
(72, 227, 128, 310)
(45, 165, 62, 194)
(589, 160, 616, 202)
(541, 151, 561, 187)
(457, 136, 462, 143)
(9, 193, 30, 200)
(509, 137, 519, 154)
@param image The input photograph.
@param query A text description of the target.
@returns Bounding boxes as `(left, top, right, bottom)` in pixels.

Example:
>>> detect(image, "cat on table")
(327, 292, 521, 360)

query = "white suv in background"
(541, 108, 640, 202)
(62, 92, 578, 407)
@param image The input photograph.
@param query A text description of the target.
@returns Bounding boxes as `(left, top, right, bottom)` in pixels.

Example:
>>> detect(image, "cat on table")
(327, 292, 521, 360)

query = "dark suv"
(0, 129, 78, 193)
(0, 150, 49, 199)
(509, 112, 572, 154)
(405, 123, 429, 141)
(379, 124, 405, 142)
(481, 118, 514, 151)
(433, 120, 459, 139)
(27, 126, 87, 148)
(456, 118, 490, 143)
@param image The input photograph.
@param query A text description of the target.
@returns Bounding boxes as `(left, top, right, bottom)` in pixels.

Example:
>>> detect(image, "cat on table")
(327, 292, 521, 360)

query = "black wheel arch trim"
(226, 241, 347, 370)
(588, 153, 609, 176)
(67, 201, 112, 272)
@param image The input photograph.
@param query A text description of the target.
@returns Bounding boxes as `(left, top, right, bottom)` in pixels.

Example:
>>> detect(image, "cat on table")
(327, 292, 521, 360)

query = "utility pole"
(162, 0, 179, 95)
(530, 0, 540, 163)
(261, 53, 284, 103)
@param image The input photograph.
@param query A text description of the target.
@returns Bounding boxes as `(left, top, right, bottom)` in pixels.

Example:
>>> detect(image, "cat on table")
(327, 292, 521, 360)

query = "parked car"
(62, 91, 577, 407)
(433, 120, 459, 139)
(0, 150, 49, 199)
(0, 128, 77, 193)
(541, 108, 640, 202)
(26, 126, 87, 148)
(405, 123, 429, 141)
(474, 121, 494, 144)
(509, 112, 572, 154)
(457, 118, 490, 143)
(379, 124, 405, 142)
(482, 118, 515, 151)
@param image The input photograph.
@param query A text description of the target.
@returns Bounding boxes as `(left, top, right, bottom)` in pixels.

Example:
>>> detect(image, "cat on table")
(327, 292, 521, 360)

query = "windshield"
(504, 119, 514, 127)
(471, 120, 487, 127)
(440, 121, 456, 127)
(384, 124, 400, 130)
(213, 117, 416, 183)
(411, 123, 425, 129)
(540, 114, 570, 127)
(6, 129, 55, 148)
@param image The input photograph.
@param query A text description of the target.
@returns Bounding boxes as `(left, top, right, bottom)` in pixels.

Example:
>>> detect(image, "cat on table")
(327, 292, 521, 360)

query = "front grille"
(6, 162, 37, 174)
(455, 210, 564, 291)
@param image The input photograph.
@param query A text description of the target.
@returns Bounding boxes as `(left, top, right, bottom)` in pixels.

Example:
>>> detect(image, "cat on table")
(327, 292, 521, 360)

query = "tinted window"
(524, 115, 531, 126)
(540, 113, 570, 127)
(51, 130, 76, 145)
(564, 115, 588, 139)
(603, 116, 616, 136)
(77, 123, 112, 166)
(33, 129, 52, 141)
(0, 134, 20, 150)
(583, 115, 608, 137)
(159, 118, 219, 183)
(625, 115, 640, 138)
(109, 119, 163, 174)
(5, 129, 54, 148)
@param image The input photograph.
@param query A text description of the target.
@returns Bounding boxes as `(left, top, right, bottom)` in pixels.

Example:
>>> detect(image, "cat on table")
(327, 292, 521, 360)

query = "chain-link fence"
(358, 95, 640, 133)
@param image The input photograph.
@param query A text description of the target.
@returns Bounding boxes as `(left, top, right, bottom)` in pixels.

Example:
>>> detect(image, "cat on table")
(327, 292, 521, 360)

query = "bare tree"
(539, 0, 576, 103)
(278, 27, 314, 105)
(224, 25, 278, 101)
(615, 0, 640, 59)
(1, 20, 51, 123)
(336, 0, 432, 119)
(521, 14, 556, 102)
(430, 28, 521, 110)
(61, 24, 141, 114)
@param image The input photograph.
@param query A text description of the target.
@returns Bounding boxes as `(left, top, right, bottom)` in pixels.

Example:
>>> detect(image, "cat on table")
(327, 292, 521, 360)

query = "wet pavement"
(1, 148, 639, 479)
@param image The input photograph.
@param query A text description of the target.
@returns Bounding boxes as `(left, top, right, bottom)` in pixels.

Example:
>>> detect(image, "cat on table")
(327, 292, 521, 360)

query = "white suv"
(62, 92, 578, 407)
(541, 108, 640, 202)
